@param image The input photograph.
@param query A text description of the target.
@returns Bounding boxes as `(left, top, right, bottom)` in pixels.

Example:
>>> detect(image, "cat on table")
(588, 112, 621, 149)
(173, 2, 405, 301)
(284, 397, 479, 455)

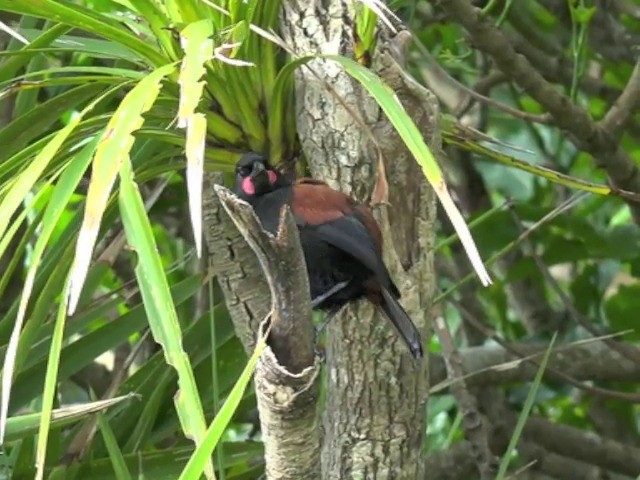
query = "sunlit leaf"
(118, 158, 213, 478)
(4, 395, 136, 442)
(177, 20, 214, 257)
(185, 113, 207, 257)
(177, 20, 213, 128)
(0, 0, 168, 66)
(67, 62, 176, 315)
(35, 276, 70, 480)
(178, 320, 270, 480)
(0, 88, 119, 446)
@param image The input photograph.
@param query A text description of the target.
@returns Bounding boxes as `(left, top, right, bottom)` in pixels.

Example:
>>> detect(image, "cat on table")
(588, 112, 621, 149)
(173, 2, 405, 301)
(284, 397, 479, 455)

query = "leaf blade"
(67, 62, 176, 315)
(118, 158, 213, 478)
(325, 54, 492, 286)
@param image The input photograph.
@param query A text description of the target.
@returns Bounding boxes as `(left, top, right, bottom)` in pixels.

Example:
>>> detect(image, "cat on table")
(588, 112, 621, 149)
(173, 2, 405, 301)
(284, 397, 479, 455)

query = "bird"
(232, 152, 423, 359)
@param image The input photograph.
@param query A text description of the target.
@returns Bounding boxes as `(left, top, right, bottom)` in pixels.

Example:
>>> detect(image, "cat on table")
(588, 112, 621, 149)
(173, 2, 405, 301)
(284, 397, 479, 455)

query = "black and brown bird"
(232, 152, 423, 359)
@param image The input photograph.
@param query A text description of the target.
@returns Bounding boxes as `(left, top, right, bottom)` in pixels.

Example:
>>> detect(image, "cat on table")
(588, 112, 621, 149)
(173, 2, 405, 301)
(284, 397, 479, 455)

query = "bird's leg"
(311, 281, 349, 361)
(310, 280, 349, 309)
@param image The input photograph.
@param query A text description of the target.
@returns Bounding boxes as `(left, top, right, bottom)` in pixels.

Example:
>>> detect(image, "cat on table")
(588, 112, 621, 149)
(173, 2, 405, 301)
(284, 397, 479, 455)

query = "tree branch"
(601, 61, 640, 140)
(214, 186, 315, 372)
(203, 177, 321, 480)
(522, 415, 640, 476)
(429, 340, 640, 390)
(424, 440, 594, 480)
(438, 0, 640, 221)
(423, 443, 477, 480)
(280, 4, 436, 477)
(203, 172, 271, 353)
(433, 313, 497, 478)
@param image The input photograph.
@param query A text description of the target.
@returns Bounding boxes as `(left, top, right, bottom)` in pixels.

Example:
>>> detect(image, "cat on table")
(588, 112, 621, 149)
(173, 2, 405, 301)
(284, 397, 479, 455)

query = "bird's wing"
(291, 182, 392, 287)
(312, 218, 388, 280)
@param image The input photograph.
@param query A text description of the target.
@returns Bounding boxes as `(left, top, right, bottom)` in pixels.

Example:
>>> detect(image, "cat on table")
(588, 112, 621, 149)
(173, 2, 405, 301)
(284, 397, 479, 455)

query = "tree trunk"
(281, 2, 438, 478)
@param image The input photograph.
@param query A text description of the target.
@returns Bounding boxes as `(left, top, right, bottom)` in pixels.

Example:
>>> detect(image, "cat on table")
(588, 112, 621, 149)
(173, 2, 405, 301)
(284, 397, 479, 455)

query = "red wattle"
(242, 177, 255, 194)
(268, 170, 277, 184)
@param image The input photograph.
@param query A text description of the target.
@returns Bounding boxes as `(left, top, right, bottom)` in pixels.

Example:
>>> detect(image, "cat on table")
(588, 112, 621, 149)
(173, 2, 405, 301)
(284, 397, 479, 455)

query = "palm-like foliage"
(3, 0, 640, 478)
(0, 1, 295, 478)
(0, 1, 493, 478)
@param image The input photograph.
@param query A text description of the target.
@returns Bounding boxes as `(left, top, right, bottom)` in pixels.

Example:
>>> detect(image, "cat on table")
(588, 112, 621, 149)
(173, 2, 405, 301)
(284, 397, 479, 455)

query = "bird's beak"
(250, 162, 267, 182)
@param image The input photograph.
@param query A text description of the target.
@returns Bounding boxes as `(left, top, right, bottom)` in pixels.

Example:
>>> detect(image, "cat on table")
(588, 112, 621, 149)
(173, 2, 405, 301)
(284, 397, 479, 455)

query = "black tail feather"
(379, 287, 423, 359)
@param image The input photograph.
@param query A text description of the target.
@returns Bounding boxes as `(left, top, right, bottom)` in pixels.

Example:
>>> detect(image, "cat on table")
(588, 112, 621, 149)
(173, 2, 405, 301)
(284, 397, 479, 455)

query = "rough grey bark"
(281, 3, 437, 478)
(203, 180, 321, 479)
(203, 172, 271, 353)
(255, 347, 322, 480)
(428, 340, 640, 390)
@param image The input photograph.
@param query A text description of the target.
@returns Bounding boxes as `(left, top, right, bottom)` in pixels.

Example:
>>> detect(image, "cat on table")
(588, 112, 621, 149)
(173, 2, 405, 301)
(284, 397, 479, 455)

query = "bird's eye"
(238, 166, 251, 176)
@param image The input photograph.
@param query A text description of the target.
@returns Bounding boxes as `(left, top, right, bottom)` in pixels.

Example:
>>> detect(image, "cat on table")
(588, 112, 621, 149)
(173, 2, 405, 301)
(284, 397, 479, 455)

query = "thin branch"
(424, 439, 596, 480)
(600, 61, 640, 140)
(455, 300, 640, 403)
(429, 338, 640, 390)
(423, 442, 477, 480)
(522, 415, 640, 477)
(436, 192, 588, 303)
(433, 311, 497, 478)
(438, 0, 640, 221)
(203, 172, 272, 352)
(214, 186, 316, 372)
(507, 203, 640, 364)
(413, 40, 553, 124)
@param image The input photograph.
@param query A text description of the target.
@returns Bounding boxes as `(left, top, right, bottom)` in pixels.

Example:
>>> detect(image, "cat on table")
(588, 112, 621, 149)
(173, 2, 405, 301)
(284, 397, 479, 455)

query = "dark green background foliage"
(0, 0, 639, 478)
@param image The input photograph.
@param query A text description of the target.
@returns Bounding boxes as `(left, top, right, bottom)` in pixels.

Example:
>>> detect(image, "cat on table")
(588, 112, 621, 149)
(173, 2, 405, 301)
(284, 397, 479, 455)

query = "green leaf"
(128, 0, 179, 60)
(2, 66, 145, 87)
(9, 277, 200, 407)
(4, 395, 136, 443)
(185, 113, 208, 256)
(267, 57, 304, 164)
(65, 444, 263, 480)
(0, 88, 119, 445)
(7, 29, 144, 62)
(0, 83, 107, 163)
(495, 333, 557, 480)
(97, 413, 133, 480)
(573, 5, 597, 24)
(605, 285, 640, 342)
(177, 20, 213, 127)
(178, 323, 269, 480)
(117, 304, 236, 451)
(35, 276, 70, 480)
(118, 158, 213, 478)
(0, 0, 168, 66)
(178, 20, 214, 257)
(0, 23, 71, 83)
(67, 62, 176, 315)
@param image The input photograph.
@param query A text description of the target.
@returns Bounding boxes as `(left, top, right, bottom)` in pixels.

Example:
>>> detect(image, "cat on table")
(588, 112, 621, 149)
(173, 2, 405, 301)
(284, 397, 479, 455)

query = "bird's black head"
(233, 153, 288, 199)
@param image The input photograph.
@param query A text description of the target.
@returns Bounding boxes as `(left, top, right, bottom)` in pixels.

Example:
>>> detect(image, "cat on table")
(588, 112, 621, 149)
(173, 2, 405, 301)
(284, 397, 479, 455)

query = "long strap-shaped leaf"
(0, 86, 122, 446)
(268, 52, 491, 285)
(67, 62, 176, 315)
(324, 55, 491, 286)
(177, 20, 214, 258)
(178, 320, 270, 480)
(0, 0, 167, 67)
(118, 157, 214, 479)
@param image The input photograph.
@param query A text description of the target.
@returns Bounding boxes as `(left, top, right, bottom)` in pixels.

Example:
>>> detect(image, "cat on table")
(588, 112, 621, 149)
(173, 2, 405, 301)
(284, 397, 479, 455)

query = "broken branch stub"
(213, 184, 315, 373)
(203, 175, 322, 480)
